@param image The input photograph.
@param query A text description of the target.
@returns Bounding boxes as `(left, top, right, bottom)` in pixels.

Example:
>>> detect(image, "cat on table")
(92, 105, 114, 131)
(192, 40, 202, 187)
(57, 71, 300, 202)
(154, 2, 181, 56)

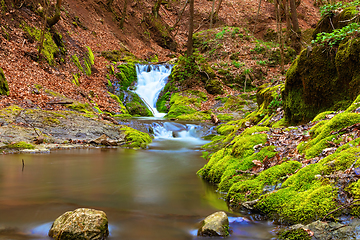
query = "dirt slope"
(0, 0, 320, 113)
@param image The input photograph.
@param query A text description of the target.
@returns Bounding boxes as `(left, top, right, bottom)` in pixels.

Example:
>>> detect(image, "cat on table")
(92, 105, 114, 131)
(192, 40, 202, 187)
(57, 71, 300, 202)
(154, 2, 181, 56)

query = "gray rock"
(48, 208, 109, 240)
(197, 211, 229, 237)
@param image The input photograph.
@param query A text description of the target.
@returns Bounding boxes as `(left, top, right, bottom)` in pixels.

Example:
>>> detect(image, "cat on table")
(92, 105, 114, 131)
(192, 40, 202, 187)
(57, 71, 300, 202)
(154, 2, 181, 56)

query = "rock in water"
(197, 211, 229, 237)
(48, 208, 109, 240)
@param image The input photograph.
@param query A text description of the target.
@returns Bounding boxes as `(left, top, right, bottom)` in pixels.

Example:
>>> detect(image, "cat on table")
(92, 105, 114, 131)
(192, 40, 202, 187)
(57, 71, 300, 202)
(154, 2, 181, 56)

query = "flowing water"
(0, 65, 276, 239)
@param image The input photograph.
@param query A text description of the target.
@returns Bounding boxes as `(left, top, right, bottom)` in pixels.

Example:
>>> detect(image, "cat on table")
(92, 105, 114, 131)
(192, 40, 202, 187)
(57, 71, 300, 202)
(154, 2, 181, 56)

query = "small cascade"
(134, 64, 173, 118)
(151, 122, 210, 140)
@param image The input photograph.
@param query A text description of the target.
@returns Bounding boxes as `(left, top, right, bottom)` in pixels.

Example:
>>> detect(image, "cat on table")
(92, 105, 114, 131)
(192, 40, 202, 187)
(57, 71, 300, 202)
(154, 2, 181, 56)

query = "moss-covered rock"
(278, 228, 312, 240)
(197, 211, 229, 237)
(0, 67, 9, 96)
(120, 126, 152, 148)
(205, 79, 224, 95)
(123, 91, 153, 117)
(312, 6, 360, 39)
(165, 90, 207, 119)
(4, 141, 35, 149)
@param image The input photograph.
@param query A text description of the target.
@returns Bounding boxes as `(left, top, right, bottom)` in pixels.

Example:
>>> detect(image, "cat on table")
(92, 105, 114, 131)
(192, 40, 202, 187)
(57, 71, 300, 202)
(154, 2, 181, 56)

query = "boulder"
(48, 208, 109, 240)
(197, 211, 229, 237)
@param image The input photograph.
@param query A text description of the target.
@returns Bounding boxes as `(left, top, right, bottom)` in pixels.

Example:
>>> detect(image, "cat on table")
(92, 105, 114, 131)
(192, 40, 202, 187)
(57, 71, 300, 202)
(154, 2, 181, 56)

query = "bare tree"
(187, 0, 194, 57)
(120, 0, 128, 28)
(209, 0, 216, 28)
(275, 0, 285, 73)
(152, 0, 162, 18)
(289, 0, 301, 52)
(47, 0, 62, 27)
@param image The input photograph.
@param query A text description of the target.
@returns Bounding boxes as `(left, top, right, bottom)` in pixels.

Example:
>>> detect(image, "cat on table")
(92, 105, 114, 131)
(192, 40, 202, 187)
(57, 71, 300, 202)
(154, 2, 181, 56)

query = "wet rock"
(197, 211, 229, 237)
(48, 208, 109, 240)
(290, 219, 360, 240)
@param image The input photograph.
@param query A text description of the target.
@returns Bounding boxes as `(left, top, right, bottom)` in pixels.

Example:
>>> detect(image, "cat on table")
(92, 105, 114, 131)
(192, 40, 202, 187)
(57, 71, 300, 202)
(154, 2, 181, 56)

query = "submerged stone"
(48, 208, 109, 240)
(197, 211, 229, 237)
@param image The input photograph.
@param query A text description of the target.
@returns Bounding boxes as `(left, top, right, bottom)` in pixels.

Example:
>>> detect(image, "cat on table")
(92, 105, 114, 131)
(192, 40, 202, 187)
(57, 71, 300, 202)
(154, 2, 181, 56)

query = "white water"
(134, 64, 173, 118)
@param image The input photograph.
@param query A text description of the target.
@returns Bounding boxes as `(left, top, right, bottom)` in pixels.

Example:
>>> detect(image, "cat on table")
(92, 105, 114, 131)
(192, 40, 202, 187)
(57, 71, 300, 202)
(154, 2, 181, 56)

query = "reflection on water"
(0, 138, 275, 240)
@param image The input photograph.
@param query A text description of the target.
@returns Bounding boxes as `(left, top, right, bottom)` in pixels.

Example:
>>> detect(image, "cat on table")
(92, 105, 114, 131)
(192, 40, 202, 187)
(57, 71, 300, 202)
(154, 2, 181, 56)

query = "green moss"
(222, 95, 247, 111)
(278, 228, 312, 240)
(176, 111, 211, 121)
(5, 141, 35, 149)
(101, 49, 135, 62)
(0, 67, 9, 95)
(120, 126, 152, 148)
(72, 54, 83, 72)
(156, 92, 171, 113)
(217, 114, 234, 121)
(67, 102, 97, 118)
(124, 92, 153, 117)
(22, 23, 59, 65)
(108, 92, 128, 114)
(312, 111, 334, 122)
(165, 91, 207, 119)
(300, 112, 360, 158)
(43, 116, 60, 125)
(346, 181, 360, 216)
(227, 161, 301, 203)
(116, 62, 137, 90)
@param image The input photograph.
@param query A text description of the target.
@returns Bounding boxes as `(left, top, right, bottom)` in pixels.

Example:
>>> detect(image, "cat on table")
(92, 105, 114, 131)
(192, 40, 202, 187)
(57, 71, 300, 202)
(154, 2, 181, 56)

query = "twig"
(329, 17, 335, 30)
(339, 14, 359, 23)
(172, 0, 188, 29)
(160, 5, 174, 24)
(22, 159, 24, 171)
(253, 0, 262, 33)
(322, 199, 360, 221)
(16, 110, 40, 137)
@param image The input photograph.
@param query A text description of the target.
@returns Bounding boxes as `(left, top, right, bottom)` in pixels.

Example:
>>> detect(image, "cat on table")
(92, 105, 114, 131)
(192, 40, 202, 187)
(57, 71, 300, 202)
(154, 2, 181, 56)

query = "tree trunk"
(46, 0, 62, 27)
(119, 0, 128, 28)
(172, 0, 188, 29)
(283, 0, 291, 41)
(39, 0, 48, 56)
(289, 0, 301, 52)
(209, 0, 216, 28)
(187, 0, 194, 57)
(275, 0, 285, 73)
(152, 0, 162, 18)
(214, 0, 223, 20)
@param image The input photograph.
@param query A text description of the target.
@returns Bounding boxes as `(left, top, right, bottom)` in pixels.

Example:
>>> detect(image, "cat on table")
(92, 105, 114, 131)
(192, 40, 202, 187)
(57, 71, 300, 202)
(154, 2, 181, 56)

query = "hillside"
(0, 0, 320, 114)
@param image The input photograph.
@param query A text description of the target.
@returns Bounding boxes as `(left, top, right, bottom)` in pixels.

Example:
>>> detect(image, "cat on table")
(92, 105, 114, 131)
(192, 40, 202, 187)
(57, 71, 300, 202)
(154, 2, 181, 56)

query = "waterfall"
(134, 64, 173, 118)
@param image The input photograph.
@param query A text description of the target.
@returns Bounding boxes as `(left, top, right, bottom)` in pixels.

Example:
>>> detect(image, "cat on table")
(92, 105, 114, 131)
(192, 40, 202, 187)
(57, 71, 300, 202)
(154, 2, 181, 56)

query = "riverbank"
(0, 105, 152, 154)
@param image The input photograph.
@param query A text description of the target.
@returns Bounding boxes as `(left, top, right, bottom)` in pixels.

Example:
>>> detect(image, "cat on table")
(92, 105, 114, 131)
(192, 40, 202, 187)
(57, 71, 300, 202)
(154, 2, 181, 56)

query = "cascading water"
(134, 64, 173, 118)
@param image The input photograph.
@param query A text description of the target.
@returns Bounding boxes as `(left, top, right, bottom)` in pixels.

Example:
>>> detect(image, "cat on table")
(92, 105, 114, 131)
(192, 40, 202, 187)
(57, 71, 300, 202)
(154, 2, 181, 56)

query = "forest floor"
(0, 0, 320, 114)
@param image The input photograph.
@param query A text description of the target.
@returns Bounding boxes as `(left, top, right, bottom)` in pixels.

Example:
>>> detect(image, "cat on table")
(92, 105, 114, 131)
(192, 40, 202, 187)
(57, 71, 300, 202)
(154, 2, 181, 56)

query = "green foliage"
(319, 0, 360, 16)
(231, 61, 244, 68)
(312, 22, 360, 47)
(215, 27, 230, 39)
(72, 73, 80, 86)
(257, 60, 268, 66)
(165, 91, 207, 119)
(268, 93, 282, 110)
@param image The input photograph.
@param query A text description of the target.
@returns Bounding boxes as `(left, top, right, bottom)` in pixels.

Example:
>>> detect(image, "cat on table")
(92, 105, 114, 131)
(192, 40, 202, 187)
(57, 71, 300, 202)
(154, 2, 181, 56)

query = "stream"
(0, 64, 276, 240)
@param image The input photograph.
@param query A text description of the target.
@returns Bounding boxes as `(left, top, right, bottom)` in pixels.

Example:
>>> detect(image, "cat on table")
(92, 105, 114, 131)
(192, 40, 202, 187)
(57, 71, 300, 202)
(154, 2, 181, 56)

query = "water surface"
(0, 137, 274, 239)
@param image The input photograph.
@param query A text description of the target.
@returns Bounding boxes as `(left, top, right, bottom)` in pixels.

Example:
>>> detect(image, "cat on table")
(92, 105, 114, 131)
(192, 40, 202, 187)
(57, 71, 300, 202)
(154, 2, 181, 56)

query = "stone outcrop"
(48, 208, 109, 240)
(197, 211, 229, 237)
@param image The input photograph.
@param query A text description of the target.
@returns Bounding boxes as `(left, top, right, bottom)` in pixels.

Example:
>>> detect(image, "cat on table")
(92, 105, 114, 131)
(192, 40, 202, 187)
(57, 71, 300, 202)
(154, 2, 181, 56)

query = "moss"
(227, 161, 301, 203)
(165, 91, 207, 119)
(217, 114, 234, 121)
(124, 92, 153, 117)
(156, 91, 171, 113)
(108, 92, 128, 114)
(254, 147, 360, 224)
(22, 23, 59, 65)
(176, 111, 211, 121)
(101, 49, 135, 62)
(72, 54, 83, 72)
(43, 116, 61, 125)
(120, 126, 152, 148)
(222, 95, 247, 111)
(278, 228, 312, 240)
(346, 181, 360, 216)
(205, 79, 224, 95)
(5, 141, 35, 149)
(0, 67, 9, 96)
(312, 111, 334, 122)
(300, 112, 360, 158)
(67, 102, 97, 118)
(115, 62, 137, 91)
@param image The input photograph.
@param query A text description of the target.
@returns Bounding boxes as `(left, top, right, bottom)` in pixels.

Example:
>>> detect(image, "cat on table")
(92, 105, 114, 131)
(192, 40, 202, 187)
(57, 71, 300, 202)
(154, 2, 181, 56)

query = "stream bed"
(0, 128, 275, 239)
